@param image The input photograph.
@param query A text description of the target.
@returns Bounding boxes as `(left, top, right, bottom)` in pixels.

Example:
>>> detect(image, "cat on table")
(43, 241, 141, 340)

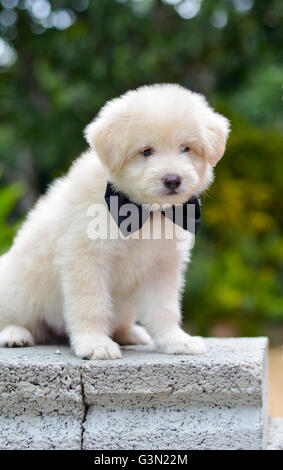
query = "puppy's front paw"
(72, 333, 122, 360)
(0, 325, 35, 347)
(155, 329, 206, 355)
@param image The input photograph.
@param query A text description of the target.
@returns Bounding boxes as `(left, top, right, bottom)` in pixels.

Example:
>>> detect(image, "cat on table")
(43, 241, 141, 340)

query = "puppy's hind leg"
(0, 253, 35, 348)
(113, 299, 151, 346)
(114, 324, 151, 346)
(0, 325, 35, 347)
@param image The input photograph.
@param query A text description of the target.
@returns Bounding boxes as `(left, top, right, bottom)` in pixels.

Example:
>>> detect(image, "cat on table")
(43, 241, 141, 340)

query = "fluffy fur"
(0, 84, 230, 359)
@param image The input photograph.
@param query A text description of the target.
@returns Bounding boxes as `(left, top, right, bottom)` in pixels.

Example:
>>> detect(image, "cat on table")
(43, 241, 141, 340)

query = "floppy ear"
(202, 112, 230, 167)
(84, 107, 130, 173)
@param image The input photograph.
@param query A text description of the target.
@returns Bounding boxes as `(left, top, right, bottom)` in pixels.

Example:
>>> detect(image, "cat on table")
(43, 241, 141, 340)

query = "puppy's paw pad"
(73, 334, 122, 360)
(156, 331, 206, 356)
(114, 325, 151, 345)
(0, 325, 35, 348)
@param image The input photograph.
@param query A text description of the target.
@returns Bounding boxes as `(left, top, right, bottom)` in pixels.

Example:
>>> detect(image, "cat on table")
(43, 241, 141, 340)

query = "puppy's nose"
(162, 174, 182, 190)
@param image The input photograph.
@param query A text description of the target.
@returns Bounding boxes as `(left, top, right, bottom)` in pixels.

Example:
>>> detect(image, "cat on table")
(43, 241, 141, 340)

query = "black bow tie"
(104, 182, 201, 238)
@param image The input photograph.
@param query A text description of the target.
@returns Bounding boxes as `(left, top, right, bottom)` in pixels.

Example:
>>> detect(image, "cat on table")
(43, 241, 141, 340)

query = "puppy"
(0, 84, 229, 359)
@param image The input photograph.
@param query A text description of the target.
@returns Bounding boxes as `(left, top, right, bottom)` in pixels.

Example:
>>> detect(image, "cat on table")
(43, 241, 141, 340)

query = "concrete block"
(0, 338, 269, 450)
(0, 415, 82, 450)
(0, 346, 84, 449)
(82, 338, 268, 450)
(267, 418, 283, 450)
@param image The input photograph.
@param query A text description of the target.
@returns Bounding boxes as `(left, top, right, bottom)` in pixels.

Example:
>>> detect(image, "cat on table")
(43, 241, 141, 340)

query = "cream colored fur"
(0, 84, 229, 359)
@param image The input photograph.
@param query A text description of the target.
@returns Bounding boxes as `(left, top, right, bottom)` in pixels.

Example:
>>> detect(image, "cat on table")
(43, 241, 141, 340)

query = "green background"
(1, 0, 283, 341)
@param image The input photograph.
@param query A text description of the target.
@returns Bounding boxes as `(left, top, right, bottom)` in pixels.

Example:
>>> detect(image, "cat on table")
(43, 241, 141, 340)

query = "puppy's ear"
(84, 107, 130, 173)
(202, 112, 230, 167)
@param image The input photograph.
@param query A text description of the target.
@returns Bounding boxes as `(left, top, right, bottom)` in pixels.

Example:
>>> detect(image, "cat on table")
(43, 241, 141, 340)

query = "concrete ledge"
(0, 347, 84, 449)
(0, 338, 269, 449)
(267, 418, 283, 450)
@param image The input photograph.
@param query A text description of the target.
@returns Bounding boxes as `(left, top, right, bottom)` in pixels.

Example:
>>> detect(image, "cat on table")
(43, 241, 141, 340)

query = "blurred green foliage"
(0, 0, 282, 336)
(186, 117, 283, 335)
(0, 171, 24, 253)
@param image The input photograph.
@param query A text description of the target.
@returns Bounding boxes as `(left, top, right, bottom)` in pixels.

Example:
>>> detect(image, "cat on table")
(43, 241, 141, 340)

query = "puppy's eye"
(142, 147, 153, 157)
(181, 145, 190, 153)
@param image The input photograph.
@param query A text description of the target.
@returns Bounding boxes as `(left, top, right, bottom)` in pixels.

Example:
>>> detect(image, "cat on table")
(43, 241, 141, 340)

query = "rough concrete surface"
(0, 338, 270, 450)
(267, 418, 283, 450)
(0, 346, 84, 449)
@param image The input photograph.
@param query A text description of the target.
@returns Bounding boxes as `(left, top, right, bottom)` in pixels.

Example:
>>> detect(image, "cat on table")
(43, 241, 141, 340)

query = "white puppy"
(0, 84, 229, 359)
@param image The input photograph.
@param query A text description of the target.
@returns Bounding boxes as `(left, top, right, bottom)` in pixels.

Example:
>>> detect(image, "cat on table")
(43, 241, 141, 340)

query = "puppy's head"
(85, 84, 230, 205)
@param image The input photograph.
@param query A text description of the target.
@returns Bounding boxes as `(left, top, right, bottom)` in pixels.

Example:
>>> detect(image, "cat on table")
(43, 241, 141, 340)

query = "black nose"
(162, 174, 182, 190)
